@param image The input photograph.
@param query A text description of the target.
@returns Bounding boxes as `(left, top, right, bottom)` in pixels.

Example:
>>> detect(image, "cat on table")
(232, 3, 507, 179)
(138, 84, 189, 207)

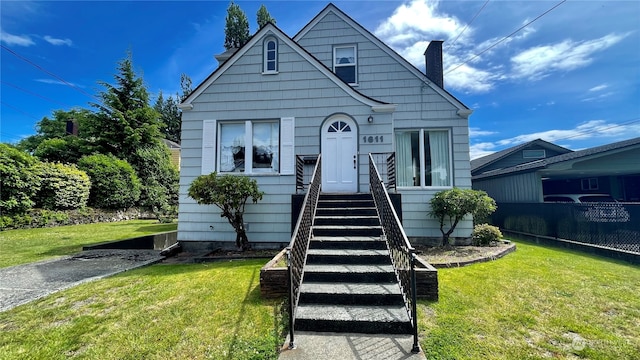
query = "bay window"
(395, 129, 452, 187)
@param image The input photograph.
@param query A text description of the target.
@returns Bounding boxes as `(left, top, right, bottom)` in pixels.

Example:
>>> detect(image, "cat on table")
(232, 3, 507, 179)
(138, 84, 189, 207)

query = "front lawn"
(0, 260, 284, 360)
(420, 241, 640, 359)
(0, 220, 177, 268)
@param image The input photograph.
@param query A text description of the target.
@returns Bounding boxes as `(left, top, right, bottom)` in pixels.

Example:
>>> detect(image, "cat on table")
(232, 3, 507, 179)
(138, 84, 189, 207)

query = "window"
(395, 129, 451, 187)
(219, 120, 279, 173)
(523, 149, 545, 159)
(263, 38, 278, 73)
(581, 178, 599, 191)
(333, 45, 357, 84)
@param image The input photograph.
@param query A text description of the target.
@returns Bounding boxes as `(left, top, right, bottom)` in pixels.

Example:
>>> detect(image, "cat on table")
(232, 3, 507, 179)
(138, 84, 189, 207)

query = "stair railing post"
(410, 251, 420, 353)
(286, 247, 295, 349)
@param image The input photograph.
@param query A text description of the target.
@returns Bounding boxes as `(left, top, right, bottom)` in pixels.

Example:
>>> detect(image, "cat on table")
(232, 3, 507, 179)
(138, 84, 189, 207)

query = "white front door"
(322, 117, 358, 192)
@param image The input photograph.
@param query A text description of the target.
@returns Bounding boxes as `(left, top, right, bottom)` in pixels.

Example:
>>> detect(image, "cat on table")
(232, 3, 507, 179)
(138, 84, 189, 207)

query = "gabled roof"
(471, 139, 572, 173)
(473, 137, 640, 180)
(294, 3, 471, 117)
(179, 22, 395, 112)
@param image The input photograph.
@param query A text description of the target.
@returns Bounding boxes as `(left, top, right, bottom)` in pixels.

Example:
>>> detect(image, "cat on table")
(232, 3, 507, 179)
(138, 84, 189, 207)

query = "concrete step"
(319, 193, 373, 201)
(299, 282, 403, 305)
(310, 236, 387, 250)
(306, 249, 391, 265)
(303, 264, 396, 283)
(313, 225, 382, 237)
(295, 304, 412, 334)
(317, 200, 375, 208)
(315, 207, 378, 217)
(314, 216, 380, 226)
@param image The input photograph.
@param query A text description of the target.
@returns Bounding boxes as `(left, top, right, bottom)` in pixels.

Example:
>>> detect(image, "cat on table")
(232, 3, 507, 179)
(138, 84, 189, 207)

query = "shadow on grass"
(134, 224, 177, 234)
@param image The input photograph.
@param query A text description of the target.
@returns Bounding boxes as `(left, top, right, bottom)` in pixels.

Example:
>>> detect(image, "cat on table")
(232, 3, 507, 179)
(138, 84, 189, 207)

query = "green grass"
(0, 220, 177, 268)
(420, 241, 640, 359)
(0, 260, 285, 360)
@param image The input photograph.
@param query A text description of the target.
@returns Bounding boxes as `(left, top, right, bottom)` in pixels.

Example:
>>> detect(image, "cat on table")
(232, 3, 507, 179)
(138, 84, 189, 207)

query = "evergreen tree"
(89, 51, 163, 159)
(179, 73, 193, 102)
(224, 1, 250, 50)
(154, 91, 181, 144)
(256, 4, 276, 29)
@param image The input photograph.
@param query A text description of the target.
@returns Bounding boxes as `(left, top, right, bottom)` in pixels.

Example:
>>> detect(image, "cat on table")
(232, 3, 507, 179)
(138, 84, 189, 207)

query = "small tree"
(188, 173, 264, 251)
(224, 1, 250, 50)
(428, 188, 497, 246)
(256, 4, 276, 29)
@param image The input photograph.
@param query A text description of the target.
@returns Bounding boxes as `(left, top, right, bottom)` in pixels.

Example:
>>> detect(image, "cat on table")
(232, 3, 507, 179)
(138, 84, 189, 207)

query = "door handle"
(353, 155, 356, 169)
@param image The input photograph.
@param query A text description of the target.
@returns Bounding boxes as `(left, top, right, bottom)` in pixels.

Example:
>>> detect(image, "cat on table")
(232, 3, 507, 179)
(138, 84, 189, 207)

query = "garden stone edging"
(423, 243, 517, 268)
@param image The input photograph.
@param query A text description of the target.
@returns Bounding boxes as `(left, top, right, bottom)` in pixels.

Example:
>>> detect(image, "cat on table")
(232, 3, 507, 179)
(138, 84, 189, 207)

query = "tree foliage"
(33, 162, 90, 210)
(0, 144, 40, 215)
(89, 51, 163, 159)
(154, 91, 181, 144)
(130, 145, 179, 221)
(33, 137, 89, 164)
(224, 1, 250, 50)
(188, 173, 264, 250)
(256, 4, 276, 29)
(78, 154, 141, 210)
(17, 108, 94, 153)
(179, 73, 193, 102)
(428, 188, 497, 246)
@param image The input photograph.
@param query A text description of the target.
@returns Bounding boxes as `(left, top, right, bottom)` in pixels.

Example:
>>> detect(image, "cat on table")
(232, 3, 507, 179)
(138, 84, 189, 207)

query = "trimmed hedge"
(33, 162, 90, 210)
(78, 154, 141, 209)
(0, 143, 41, 215)
(0, 208, 152, 230)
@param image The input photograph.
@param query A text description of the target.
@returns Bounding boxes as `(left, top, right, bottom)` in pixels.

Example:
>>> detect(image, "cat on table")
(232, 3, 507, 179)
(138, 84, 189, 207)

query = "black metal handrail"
(369, 153, 419, 353)
(295, 154, 320, 193)
(370, 152, 396, 192)
(286, 154, 322, 349)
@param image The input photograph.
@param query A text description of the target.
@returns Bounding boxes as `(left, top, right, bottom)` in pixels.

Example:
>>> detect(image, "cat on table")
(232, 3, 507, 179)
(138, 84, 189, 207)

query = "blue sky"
(1, 0, 639, 159)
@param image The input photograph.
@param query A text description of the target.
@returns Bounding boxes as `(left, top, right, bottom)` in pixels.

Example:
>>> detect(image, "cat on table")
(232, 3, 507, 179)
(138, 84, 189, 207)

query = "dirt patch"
(415, 241, 515, 268)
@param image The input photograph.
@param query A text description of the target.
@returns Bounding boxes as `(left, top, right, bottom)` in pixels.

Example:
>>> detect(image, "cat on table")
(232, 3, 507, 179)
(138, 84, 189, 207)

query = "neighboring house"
(162, 139, 181, 169)
(472, 137, 640, 203)
(177, 3, 473, 251)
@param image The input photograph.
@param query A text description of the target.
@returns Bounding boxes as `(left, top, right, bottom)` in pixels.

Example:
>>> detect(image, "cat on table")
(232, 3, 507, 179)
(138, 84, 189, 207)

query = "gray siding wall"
(473, 172, 543, 202)
(179, 31, 393, 245)
(297, 12, 472, 239)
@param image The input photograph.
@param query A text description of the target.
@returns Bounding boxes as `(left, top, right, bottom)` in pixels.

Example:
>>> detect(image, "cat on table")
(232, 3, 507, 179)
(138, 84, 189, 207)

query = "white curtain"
(428, 131, 450, 186)
(395, 132, 414, 186)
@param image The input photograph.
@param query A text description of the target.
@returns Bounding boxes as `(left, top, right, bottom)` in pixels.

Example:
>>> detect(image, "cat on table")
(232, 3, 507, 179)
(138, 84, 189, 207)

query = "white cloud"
(589, 84, 608, 92)
(44, 35, 72, 46)
(469, 142, 498, 160)
(0, 30, 34, 46)
(511, 33, 628, 81)
(34, 78, 82, 87)
(445, 63, 498, 93)
(469, 127, 496, 137)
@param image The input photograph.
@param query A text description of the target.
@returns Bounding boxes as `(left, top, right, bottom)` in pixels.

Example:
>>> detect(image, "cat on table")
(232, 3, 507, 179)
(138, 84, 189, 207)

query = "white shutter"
(280, 117, 295, 175)
(201, 120, 217, 175)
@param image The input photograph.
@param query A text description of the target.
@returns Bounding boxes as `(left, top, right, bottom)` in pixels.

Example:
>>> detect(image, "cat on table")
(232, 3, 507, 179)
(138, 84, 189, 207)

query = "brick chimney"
(424, 40, 444, 89)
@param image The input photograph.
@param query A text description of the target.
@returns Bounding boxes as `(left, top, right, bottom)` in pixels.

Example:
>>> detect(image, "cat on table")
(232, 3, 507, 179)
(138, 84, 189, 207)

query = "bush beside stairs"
(294, 193, 413, 334)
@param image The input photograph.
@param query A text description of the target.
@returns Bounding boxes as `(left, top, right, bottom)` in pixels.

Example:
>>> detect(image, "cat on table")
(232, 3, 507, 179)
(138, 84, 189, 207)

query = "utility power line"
(446, 0, 490, 50)
(446, 0, 567, 75)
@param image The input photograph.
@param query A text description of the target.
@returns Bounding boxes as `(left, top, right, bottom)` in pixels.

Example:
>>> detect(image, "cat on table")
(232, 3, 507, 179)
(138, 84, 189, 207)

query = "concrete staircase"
(294, 193, 412, 334)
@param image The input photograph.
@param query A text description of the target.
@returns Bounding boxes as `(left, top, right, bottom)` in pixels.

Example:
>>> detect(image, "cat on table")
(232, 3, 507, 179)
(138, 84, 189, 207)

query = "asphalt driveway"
(0, 249, 164, 312)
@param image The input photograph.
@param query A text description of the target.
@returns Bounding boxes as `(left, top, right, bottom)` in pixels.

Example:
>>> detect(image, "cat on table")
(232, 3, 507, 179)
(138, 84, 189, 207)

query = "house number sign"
(362, 135, 383, 143)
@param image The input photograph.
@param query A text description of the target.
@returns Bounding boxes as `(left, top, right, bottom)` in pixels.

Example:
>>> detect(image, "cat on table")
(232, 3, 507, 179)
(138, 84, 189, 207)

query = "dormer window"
(333, 45, 357, 84)
(263, 37, 278, 73)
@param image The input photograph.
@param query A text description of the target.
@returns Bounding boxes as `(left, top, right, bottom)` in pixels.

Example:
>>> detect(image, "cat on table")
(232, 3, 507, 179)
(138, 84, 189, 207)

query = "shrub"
(130, 145, 179, 220)
(472, 223, 503, 246)
(78, 154, 141, 209)
(0, 143, 41, 215)
(428, 188, 497, 246)
(188, 172, 264, 251)
(33, 162, 90, 210)
(33, 137, 89, 164)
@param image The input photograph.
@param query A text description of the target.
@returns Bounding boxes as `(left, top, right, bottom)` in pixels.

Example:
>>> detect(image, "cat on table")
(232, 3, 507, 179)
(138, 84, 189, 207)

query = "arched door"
(321, 116, 358, 192)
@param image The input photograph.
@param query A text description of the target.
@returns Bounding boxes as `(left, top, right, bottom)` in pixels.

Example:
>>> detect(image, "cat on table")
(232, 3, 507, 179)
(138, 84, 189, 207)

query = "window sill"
(262, 71, 279, 75)
(397, 186, 454, 190)
(218, 171, 282, 177)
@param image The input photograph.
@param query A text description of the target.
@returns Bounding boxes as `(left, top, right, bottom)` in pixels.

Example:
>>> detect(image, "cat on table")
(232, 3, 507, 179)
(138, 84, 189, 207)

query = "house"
(161, 139, 181, 169)
(472, 137, 640, 203)
(177, 3, 473, 251)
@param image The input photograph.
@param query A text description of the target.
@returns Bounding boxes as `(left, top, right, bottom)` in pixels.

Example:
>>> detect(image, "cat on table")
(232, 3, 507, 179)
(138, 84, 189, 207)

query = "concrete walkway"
(0, 249, 164, 312)
(278, 332, 427, 360)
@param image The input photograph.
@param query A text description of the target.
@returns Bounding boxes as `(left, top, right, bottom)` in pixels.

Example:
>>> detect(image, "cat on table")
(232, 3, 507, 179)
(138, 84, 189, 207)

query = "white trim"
(280, 117, 295, 175)
(372, 104, 396, 113)
(333, 44, 357, 85)
(201, 120, 216, 175)
(263, 37, 278, 73)
(180, 24, 390, 110)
